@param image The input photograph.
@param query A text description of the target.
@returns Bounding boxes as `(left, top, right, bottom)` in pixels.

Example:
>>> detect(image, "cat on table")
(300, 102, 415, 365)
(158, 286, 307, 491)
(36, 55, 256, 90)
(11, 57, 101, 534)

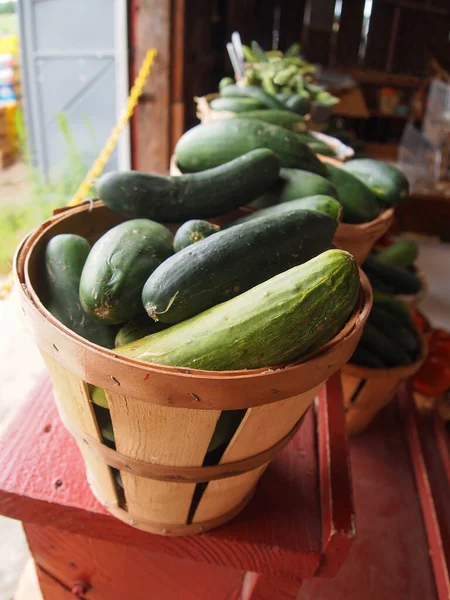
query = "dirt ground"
(0, 161, 30, 205)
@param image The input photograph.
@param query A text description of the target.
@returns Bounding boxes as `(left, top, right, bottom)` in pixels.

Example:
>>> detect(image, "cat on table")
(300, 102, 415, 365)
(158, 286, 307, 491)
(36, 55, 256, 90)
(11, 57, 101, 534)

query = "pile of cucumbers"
(363, 238, 422, 297)
(173, 118, 409, 224)
(350, 291, 421, 369)
(44, 146, 361, 373)
(219, 41, 339, 113)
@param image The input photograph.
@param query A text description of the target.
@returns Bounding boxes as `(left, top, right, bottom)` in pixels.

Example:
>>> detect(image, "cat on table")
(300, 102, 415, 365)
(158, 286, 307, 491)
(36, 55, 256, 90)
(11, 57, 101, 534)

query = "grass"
(0, 111, 95, 275)
(0, 13, 17, 36)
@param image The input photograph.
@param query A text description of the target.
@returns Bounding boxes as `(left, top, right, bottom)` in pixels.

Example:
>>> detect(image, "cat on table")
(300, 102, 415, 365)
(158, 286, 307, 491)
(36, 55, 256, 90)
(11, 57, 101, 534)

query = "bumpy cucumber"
(368, 305, 420, 358)
(44, 234, 116, 348)
(98, 149, 281, 221)
(79, 219, 173, 325)
(174, 119, 326, 175)
(89, 385, 109, 409)
(173, 220, 220, 252)
(325, 164, 381, 223)
(118, 250, 360, 371)
(142, 210, 337, 324)
(229, 195, 342, 226)
(285, 93, 311, 115)
(342, 159, 409, 207)
(372, 291, 413, 328)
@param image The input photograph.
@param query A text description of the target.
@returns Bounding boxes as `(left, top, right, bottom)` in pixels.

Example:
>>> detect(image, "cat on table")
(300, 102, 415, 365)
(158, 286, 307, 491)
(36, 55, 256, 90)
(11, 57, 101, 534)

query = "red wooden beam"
(315, 371, 355, 576)
(398, 384, 450, 600)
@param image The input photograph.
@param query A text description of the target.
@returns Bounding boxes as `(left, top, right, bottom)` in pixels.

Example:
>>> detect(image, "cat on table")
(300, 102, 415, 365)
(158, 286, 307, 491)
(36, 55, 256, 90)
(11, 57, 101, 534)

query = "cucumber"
(142, 210, 338, 324)
(365, 272, 396, 295)
(79, 219, 173, 325)
(231, 109, 307, 132)
(101, 421, 115, 444)
(360, 322, 413, 367)
(209, 97, 265, 112)
(44, 234, 116, 348)
(295, 132, 336, 156)
(285, 93, 311, 115)
(89, 385, 109, 409)
(251, 41, 269, 62)
(325, 164, 382, 223)
(207, 410, 246, 453)
(372, 291, 413, 328)
(115, 314, 168, 347)
(173, 220, 220, 252)
(221, 84, 284, 110)
(218, 77, 234, 91)
(363, 255, 422, 295)
(119, 250, 360, 371)
(254, 168, 339, 208)
(341, 159, 409, 207)
(98, 149, 281, 222)
(376, 239, 418, 269)
(368, 305, 420, 358)
(229, 195, 342, 226)
(175, 119, 326, 175)
(350, 345, 386, 368)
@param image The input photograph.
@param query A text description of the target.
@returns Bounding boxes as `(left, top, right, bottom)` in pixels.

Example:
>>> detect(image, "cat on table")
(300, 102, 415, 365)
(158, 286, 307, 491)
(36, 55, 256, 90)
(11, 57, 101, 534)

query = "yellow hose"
(0, 48, 158, 299)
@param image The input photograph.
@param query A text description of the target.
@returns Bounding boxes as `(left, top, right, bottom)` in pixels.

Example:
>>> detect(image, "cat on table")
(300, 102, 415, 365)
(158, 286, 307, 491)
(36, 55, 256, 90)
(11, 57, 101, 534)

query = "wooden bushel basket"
(14, 201, 372, 536)
(342, 338, 427, 436)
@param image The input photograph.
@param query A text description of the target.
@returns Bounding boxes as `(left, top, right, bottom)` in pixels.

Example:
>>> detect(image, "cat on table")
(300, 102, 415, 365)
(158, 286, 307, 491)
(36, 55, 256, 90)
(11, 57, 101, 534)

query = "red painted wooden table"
(1, 374, 449, 599)
(0, 373, 354, 599)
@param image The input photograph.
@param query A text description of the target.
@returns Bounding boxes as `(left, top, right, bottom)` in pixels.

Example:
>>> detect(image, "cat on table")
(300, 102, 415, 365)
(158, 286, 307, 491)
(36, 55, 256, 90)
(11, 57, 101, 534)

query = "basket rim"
(14, 200, 373, 408)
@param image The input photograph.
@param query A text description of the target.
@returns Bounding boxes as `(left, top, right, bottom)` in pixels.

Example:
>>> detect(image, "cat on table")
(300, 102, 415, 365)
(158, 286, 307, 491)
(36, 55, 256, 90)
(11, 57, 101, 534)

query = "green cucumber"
(98, 149, 280, 222)
(229, 195, 342, 226)
(142, 210, 338, 324)
(350, 345, 386, 368)
(218, 77, 234, 91)
(295, 132, 336, 156)
(363, 255, 422, 295)
(89, 385, 109, 409)
(372, 291, 413, 328)
(115, 314, 168, 347)
(175, 120, 326, 175)
(231, 109, 307, 132)
(221, 84, 284, 109)
(341, 159, 409, 207)
(44, 234, 116, 348)
(368, 305, 420, 358)
(79, 219, 173, 325)
(119, 250, 360, 371)
(360, 322, 413, 367)
(325, 164, 382, 223)
(376, 239, 418, 269)
(285, 93, 311, 115)
(207, 410, 246, 453)
(250, 41, 269, 62)
(365, 272, 395, 295)
(101, 421, 115, 444)
(254, 168, 339, 208)
(173, 220, 220, 252)
(209, 97, 265, 112)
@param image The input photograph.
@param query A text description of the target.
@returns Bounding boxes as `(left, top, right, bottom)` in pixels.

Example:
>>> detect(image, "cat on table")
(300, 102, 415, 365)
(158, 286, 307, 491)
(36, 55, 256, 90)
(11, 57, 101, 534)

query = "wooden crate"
(14, 201, 372, 536)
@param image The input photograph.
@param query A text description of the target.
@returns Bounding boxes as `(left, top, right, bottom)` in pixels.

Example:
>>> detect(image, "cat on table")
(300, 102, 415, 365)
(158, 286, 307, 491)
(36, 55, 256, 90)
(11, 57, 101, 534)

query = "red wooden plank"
(434, 412, 450, 485)
(26, 523, 244, 600)
(299, 400, 438, 599)
(242, 572, 302, 600)
(398, 384, 450, 600)
(315, 371, 355, 576)
(0, 374, 327, 580)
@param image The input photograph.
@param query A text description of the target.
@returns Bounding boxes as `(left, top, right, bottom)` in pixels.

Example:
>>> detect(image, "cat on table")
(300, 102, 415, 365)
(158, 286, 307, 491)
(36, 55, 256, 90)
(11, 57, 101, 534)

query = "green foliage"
(0, 2, 15, 15)
(0, 109, 95, 274)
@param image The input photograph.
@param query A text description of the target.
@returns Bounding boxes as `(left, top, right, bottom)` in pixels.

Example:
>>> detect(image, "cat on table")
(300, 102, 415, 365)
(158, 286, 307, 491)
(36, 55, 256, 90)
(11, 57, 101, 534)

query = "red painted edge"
(434, 412, 450, 486)
(315, 371, 355, 577)
(399, 383, 450, 600)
